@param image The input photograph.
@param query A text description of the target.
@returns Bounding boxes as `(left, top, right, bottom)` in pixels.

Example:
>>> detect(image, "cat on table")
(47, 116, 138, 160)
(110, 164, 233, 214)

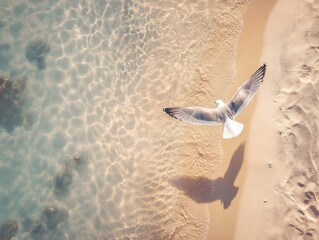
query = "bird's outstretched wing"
(225, 64, 266, 117)
(163, 107, 224, 125)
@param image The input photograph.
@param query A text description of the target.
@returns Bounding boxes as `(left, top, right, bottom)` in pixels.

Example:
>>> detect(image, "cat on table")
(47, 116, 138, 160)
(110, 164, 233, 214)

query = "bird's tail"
(223, 118, 244, 139)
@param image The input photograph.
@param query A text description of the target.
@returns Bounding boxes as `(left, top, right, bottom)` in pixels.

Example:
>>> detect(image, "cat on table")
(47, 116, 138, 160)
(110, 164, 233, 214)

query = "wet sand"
(207, 0, 277, 239)
(0, 1, 258, 239)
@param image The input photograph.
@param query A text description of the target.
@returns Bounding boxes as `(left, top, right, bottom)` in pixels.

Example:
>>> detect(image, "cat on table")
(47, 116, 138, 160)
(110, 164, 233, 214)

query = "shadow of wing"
(170, 144, 245, 208)
(170, 176, 221, 203)
(223, 143, 245, 185)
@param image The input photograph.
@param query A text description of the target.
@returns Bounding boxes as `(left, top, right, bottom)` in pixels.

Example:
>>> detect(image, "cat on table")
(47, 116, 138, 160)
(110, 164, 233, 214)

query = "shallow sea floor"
(0, 0, 248, 239)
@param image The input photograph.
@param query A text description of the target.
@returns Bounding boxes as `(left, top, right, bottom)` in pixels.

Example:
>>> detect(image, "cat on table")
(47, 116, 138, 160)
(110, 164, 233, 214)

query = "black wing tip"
(262, 63, 267, 70)
(163, 107, 171, 113)
(163, 107, 181, 120)
(261, 63, 267, 76)
(163, 107, 176, 113)
(258, 63, 266, 72)
(251, 63, 267, 81)
(163, 107, 171, 115)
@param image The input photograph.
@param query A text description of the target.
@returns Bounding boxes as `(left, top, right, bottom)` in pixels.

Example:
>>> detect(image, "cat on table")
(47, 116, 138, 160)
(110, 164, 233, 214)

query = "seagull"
(163, 64, 267, 139)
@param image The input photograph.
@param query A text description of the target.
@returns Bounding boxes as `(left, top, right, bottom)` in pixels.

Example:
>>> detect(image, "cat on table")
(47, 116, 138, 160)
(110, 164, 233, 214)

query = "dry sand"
(235, 0, 319, 239)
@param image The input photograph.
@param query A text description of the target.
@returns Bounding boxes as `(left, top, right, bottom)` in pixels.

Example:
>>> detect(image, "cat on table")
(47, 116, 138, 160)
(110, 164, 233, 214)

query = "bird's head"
(215, 99, 225, 107)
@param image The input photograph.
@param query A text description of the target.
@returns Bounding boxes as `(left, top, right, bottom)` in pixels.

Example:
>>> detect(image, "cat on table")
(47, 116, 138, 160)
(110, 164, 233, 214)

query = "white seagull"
(163, 64, 267, 139)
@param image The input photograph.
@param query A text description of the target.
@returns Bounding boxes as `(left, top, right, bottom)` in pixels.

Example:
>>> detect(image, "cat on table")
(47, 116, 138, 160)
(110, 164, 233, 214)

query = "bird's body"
(163, 64, 267, 139)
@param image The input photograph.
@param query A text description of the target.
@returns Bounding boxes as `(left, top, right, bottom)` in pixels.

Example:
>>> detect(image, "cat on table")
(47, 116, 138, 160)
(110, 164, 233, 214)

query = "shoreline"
(206, 0, 277, 239)
(234, 0, 283, 239)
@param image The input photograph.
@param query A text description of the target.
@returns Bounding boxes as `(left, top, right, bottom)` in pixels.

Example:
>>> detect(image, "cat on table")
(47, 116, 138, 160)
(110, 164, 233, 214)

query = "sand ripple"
(272, 0, 319, 238)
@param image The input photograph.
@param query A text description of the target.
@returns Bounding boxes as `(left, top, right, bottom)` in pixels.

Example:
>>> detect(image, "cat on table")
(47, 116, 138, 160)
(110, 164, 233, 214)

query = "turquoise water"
(0, 0, 244, 239)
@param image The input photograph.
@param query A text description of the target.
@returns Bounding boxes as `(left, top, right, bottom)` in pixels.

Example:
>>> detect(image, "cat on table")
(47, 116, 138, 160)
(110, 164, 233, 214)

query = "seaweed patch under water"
(25, 38, 50, 70)
(53, 155, 87, 199)
(0, 75, 27, 132)
(0, 44, 10, 52)
(53, 166, 73, 198)
(0, 220, 18, 240)
(42, 204, 69, 230)
(22, 204, 69, 240)
(0, 20, 5, 30)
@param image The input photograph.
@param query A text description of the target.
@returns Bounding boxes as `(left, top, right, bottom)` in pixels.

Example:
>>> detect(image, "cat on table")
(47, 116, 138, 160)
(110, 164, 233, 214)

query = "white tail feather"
(223, 118, 244, 139)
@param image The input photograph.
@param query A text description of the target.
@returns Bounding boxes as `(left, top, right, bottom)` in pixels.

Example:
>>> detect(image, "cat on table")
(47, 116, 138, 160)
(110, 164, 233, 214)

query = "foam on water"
(0, 0, 247, 239)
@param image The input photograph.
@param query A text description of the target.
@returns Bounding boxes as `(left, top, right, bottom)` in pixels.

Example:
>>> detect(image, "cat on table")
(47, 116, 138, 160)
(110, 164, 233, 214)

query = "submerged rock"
(0, 220, 18, 240)
(22, 204, 69, 240)
(36, 56, 46, 70)
(0, 75, 28, 132)
(12, 77, 27, 94)
(54, 166, 73, 197)
(28, 220, 47, 239)
(70, 155, 86, 171)
(0, 75, 8, 94)
(25, 38, 50, 70)
(0, 20, 5, 30)
(0, 44, 10, 52)
(73, 155, 81, 162)
(42, 204, 69, 229)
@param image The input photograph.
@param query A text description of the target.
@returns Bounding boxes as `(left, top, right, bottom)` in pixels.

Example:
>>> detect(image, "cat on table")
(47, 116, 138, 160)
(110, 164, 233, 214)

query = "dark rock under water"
(42, 204, 69, 229)
(0, 75, 27, 132)
(0, 20, 5, 30)
(0, 220, 18, 240)
(0, 44, 10, 51)
(25, 38, 50, 70)
(54, 166, 73, 198)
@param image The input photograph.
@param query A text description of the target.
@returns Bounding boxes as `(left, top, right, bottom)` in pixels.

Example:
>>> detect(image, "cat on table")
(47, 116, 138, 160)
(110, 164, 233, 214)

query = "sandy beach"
(235, 0, 319, 239)
(1, 0, 318, 239)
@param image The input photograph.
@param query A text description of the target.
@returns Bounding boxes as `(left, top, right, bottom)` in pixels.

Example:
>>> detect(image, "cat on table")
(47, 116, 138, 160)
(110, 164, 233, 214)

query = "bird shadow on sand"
(170, 143, 245, 209)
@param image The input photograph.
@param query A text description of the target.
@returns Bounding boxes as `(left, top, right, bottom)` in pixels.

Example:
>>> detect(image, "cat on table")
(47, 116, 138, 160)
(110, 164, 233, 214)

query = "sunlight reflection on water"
(0, 0, 247, 239)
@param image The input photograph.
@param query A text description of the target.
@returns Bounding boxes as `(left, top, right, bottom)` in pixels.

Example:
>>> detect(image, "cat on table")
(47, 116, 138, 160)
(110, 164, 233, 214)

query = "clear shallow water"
(0, 0, 245, 239)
